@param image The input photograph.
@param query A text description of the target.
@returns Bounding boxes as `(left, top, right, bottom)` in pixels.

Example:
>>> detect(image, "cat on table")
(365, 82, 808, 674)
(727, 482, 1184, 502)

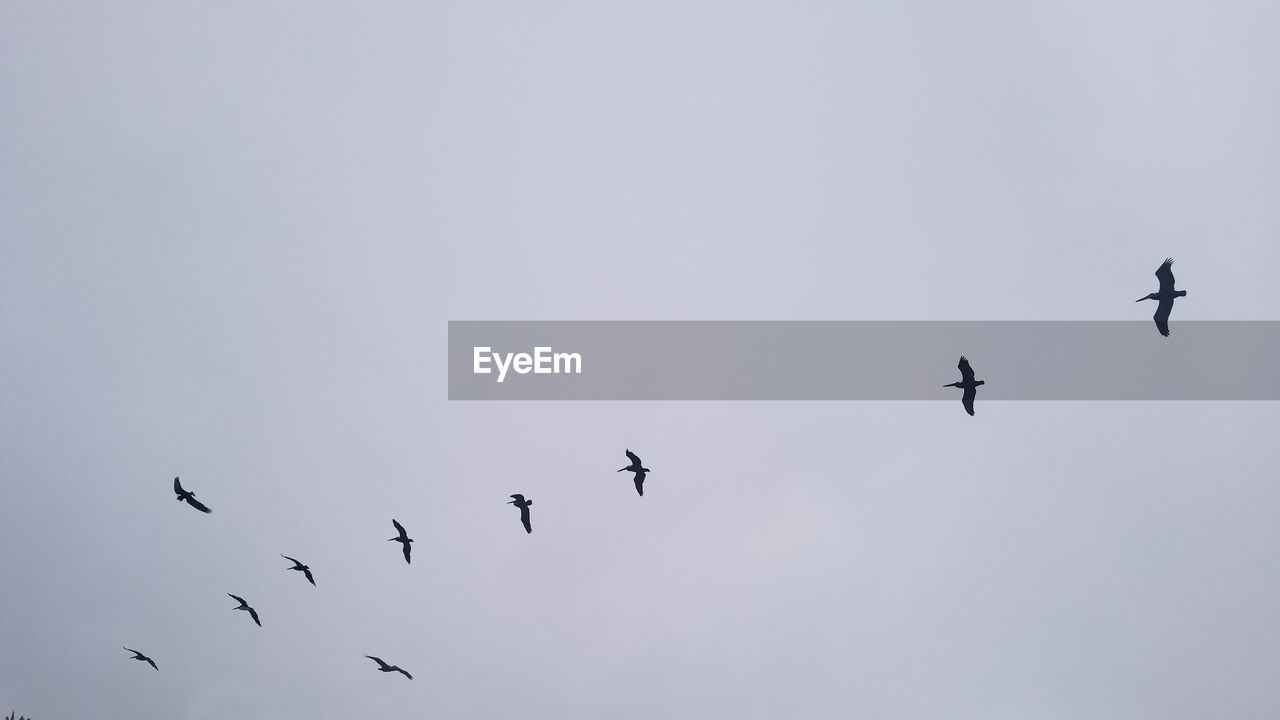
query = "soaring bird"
(365, 654, 413, 680)
(123, 647, 158, 671)
(943, 356, 985, 416)
(388, 519, 413, 564)
(172, 476, 212, 514)
(227, 594, 261, 627)
(618, 449, 651, 496)
(281, 554, 316, 586)
(508, 494, 533, 534)
(1136, 258, 1187, 337)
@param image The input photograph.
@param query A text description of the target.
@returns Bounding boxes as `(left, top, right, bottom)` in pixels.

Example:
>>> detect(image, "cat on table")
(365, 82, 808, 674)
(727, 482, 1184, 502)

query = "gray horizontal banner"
(447, 321, 1280, 400)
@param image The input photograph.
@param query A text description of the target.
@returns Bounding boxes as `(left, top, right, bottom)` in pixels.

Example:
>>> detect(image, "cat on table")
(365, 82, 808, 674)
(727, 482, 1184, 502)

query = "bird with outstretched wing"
(618, 449, 651, 496)
(389, 519, 413, 564)
(943, 355, 985, 417)
(123, 647, 158, 671)
(365, 654, 413, 680)
(173, 476, 212, 514)
(281, 554, 316, 586)
(227, 593, 261, 627)
(508, 494, 533, 534)
(1136, 258, 1187, 337)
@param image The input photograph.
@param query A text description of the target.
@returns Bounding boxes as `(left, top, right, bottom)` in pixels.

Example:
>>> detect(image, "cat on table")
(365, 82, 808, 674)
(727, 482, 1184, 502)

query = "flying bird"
(365, 654, 413, 680)
(227, 593, 261, 627)
(1136, 258, 1188, 337)
(123, 647, 158, 671)
(388, 519, 413, 564)
(281, 554, 315, 586)
(618, 449, 651, 496)
(508, 494, 533, 534)
(172, 476, 211, 514)
(943, 356, 985, 416)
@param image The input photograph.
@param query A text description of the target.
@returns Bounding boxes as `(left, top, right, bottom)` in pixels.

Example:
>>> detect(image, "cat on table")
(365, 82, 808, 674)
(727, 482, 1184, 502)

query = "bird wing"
(1155, 258, 1175, 293)
(184, 495, 212, 514)
(957, 356, 975, 383)
(173, 477, 184, 495)
(366, 655, 390, 670)
(510, 493, 525, 503)
(521, 507, 532, 534)
(303, 567, 316, 586)
(281, 554, 301, 567)
(124, 646, 138, 655)
(392, 518, 407, 539)
(634, 472, 645, 496)
(402, 541, 412, 564)
(396, 667, 414, 680)
(248, 606, 261, 626)
(625, 449, 641, 466)
(228, 593, 246, 605)
(1154, 297, 1173, 337)
(145, 657, 158, 670)
(962, 386, 976, 416)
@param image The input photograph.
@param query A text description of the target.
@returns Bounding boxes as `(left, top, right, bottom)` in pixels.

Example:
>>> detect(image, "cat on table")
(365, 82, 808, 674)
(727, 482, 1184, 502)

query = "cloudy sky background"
(3, 1, 1280, 718)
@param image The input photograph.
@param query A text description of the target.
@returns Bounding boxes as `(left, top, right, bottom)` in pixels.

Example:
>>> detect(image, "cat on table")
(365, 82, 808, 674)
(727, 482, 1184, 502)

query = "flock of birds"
(117, 259, 1187, 680)
(123, 448, 656, 680)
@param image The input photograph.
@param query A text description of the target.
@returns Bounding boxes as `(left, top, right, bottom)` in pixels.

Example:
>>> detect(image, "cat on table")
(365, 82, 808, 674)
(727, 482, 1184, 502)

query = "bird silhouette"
(618, 449, 651, 496)
(123, 647, 158, 671)
(508, 494, 533, 534)
(227, 593, 261, 627)
(281, 554, 315, 586)
(388, 519, 413, 564)
(1136, 258, 1187, 337)
(365, 654, 413, 680)
(943, 356, 985, 416)
(172, 476, 211, 514)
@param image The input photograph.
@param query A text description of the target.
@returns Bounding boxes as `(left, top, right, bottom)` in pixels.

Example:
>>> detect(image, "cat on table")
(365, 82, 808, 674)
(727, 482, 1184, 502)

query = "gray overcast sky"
(2, 1, 1279, 718)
